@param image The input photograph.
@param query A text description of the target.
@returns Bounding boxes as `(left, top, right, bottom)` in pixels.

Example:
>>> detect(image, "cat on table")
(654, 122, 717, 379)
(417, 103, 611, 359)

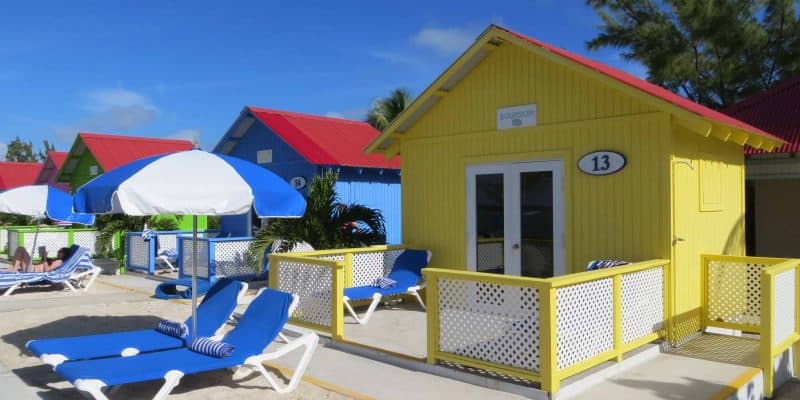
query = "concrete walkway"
(0, 360, 38, 399)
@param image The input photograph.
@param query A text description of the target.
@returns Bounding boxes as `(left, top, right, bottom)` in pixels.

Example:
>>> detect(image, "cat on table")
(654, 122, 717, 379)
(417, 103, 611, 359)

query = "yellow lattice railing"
(424, 259, 670, 395)
(269, 245, 406, 340)
(702, 255, 800, 397)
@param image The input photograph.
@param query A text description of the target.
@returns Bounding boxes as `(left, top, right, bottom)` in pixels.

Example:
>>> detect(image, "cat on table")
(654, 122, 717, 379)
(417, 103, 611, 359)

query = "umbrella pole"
(31, 219, 41, 271)
(191, 215, 198, 341)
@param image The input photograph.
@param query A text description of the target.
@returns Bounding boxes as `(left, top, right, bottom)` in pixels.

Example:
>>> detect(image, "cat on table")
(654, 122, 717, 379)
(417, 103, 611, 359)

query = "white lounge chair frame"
(71, 291, 319, 400)
(37, 282, 249, 368)
(343, 250, 432, 325)
(3, 264, 102, 297)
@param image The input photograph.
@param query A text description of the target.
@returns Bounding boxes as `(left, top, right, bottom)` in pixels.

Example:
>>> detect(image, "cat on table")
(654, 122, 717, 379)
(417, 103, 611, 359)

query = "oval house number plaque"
(578, 151, 626, 176)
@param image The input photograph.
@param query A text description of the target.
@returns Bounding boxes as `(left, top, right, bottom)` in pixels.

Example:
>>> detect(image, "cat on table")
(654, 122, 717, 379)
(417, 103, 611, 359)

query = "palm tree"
(366, 88, 412, 131)
(95, 215, 179, 260)
(247, 171, 386, 273)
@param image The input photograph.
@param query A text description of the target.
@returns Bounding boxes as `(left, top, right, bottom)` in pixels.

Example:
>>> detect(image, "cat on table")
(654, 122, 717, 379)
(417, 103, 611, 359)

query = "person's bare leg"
(12, 248, 31, 271)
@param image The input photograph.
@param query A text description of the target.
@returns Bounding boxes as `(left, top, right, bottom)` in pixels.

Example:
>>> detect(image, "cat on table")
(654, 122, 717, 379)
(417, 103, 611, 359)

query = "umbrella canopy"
(0, 185, 95, 225)
(73, 150, 306, 339)
(73, 150, 306, 217)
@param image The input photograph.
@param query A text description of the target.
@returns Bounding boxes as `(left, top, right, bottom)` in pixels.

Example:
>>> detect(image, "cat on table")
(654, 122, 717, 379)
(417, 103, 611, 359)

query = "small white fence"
(125, 230, 218, 274)
(6, 227, 98, 261)
(178, 236, 256, 281)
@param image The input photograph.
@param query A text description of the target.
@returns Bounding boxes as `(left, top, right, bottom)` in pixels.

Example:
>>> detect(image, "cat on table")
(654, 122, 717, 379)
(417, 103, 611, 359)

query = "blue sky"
(0, 0, 644, 155)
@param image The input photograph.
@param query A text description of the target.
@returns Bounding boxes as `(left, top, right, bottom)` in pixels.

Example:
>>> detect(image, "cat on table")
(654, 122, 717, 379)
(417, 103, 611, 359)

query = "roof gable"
(0, 162, 42, 190)
(34, 151, 68, 185)
(216, 107, 400, 169)
(724, 75, 800, 154)
(367, 24, 784, 154)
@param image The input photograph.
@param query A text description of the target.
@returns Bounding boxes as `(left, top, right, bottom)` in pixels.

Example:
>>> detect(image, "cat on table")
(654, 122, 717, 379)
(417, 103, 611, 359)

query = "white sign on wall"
(578, 151, 627, 176)
(497, 104, 537, 130)
(256, 149, 273, 164)
(289, 176, 307, 189)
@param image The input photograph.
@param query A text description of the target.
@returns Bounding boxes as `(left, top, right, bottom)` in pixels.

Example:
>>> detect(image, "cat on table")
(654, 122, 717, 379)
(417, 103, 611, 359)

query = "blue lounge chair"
(343, 249, 431, 324)
(53, 288, 317, 399)
(0, 245, 101, 296)
(28, 277, 248, 367)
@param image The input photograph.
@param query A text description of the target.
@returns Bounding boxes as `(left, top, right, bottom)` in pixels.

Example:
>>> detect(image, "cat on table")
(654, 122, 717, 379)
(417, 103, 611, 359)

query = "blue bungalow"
(213, 106, 402, 243)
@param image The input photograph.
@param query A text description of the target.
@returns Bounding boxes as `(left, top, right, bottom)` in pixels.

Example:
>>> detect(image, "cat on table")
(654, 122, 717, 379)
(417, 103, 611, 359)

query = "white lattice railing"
(758, 259, 800, 397)
(125, 230, 218, 274)
(177, 236, 255, 280)
(6, 228, 97, 260)
(269, 245, 407, 340)
(0, 225, 34, 254)
(424, 259, 669, 394)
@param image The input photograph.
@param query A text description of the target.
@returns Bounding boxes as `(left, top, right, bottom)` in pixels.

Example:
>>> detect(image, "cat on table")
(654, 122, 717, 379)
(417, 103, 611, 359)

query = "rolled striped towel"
(586, 259, 630, 271)
(190, 337, 235, 358)
(372, 277, 397, 289)
(155, 320, 188, 338)
(141, 228, 158, 241)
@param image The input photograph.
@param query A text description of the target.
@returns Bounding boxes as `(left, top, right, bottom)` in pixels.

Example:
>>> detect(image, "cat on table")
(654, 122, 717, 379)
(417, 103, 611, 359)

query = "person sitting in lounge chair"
(12, 247, 71, 273)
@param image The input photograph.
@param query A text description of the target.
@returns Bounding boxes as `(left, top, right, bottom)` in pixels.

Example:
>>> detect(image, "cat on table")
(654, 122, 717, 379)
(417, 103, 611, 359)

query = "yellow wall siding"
(402, 113, 672, 273)
(410, 43, 657, 139)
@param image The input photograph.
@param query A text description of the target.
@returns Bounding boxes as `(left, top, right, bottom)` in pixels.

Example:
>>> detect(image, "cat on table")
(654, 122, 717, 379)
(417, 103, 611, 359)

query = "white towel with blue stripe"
(372, 277, 397, 289)
(190, 337, 235, 358)
(155, 320, 188, 338)
(141, 228, 158, 241)
(586, 259, 630, 271)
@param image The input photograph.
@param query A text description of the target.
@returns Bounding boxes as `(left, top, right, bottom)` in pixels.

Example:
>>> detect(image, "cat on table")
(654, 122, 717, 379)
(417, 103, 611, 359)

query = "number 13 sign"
(578, 151, 626, 176)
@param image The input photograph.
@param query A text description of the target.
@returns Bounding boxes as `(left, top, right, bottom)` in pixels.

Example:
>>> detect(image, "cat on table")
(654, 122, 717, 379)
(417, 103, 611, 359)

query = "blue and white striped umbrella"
(0, 185, 95, 225)
(73, 150, 306, 338)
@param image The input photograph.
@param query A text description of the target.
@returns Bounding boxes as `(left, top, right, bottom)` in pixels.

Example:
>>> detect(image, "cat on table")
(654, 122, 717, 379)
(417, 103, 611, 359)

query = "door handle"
(672, 236, 686, 244)
(512, 243, 520, 250)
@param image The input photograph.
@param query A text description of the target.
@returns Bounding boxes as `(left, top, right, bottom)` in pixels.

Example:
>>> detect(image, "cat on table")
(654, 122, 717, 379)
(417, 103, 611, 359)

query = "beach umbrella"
(0, 185, 95, 262)
(73, 150, 306, 339)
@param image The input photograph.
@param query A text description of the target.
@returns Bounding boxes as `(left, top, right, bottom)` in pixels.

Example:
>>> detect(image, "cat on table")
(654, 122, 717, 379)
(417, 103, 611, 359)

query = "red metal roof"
(723, 76, 800, 154)
(497, 26, 783, 144)
(0, 162, 43, 190)
(78, 132, 194, 171)
(247, 107, 400, 169)
(47, 151, 68, 170)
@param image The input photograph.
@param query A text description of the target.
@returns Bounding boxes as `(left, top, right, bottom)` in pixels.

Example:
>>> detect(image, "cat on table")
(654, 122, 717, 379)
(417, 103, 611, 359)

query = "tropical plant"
(0, 213, 35, 226)
(5, 137, 56, 162)
(366, 88, 412, 131)
(95, 215, 179, 260)
(586, 0, 800, 109)
(246, 171, 386, 272)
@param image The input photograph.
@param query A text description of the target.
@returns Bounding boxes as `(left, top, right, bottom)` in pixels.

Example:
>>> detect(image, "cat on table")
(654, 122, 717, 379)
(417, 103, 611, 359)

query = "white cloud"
(412, 27, 475, 55)
(79, 88, 159, 131)
(167, 128, 200, 144)
(324, 112, 344, 119)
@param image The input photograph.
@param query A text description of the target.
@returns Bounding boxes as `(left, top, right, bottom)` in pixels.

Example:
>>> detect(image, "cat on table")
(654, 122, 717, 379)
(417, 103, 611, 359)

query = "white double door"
(466, 160, 565, 278)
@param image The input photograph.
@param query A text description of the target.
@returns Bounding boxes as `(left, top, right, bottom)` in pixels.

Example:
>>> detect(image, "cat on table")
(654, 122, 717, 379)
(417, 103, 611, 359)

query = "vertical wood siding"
(397, 43, 670, 273)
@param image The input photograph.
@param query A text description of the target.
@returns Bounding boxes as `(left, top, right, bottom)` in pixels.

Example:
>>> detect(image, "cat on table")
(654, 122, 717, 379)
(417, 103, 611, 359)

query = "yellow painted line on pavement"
(263, 362, 376, 400)
(709, 367, 762, 400)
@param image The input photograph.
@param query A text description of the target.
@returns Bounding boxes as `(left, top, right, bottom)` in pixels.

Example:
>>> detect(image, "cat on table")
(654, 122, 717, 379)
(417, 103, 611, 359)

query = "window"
(699, 157, 724, 212)
(257, 149, 273, 164)
(89, 165, 99, 176)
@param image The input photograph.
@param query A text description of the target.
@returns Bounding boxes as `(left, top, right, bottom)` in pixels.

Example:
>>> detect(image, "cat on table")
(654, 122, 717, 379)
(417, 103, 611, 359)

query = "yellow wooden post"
(539, 285, 560, 395)
(424, 270, 439, 364)
(760, 271, 774, 398)
(795, 262, 800, 381)
(663, 262, 673, 343)
(268, 255, 278, 289)
(344, 252, 354, 288)
(332, 261, 345, 341)
(700, 255, 709, 331)
(613, 275, 623, 362)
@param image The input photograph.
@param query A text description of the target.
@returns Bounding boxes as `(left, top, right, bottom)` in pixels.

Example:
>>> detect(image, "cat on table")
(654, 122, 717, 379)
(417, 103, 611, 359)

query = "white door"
(467, 160, 565, 277)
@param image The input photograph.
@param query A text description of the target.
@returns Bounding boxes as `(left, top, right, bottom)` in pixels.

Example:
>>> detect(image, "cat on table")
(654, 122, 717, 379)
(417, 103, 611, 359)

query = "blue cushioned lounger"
(53, 288, 318, 400)
(27, 277, 247, 367)
(342, 249, 431, 324)
(0, 245, 101, 296)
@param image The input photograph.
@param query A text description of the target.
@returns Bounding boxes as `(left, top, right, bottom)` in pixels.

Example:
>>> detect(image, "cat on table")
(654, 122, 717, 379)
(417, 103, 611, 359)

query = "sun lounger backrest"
(183, 278, 242, 340)
(386, 249, 430, 288)
(45, 246, 89, 277)
(223, 288, 291, 355)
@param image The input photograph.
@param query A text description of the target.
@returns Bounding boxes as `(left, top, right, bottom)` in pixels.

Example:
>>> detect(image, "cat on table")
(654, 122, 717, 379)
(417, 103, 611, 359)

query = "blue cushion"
(28, 278, 241, 360)
(343, 249, 428, 301)
(55, 288, 292, 386)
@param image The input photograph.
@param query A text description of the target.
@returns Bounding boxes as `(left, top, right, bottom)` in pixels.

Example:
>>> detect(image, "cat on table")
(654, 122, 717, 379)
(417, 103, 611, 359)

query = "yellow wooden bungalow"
(270, 25, 798, 397)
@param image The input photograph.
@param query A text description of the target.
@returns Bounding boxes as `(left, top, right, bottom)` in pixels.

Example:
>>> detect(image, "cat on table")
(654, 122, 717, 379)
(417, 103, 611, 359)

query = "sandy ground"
(0, 275, 352, 399)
